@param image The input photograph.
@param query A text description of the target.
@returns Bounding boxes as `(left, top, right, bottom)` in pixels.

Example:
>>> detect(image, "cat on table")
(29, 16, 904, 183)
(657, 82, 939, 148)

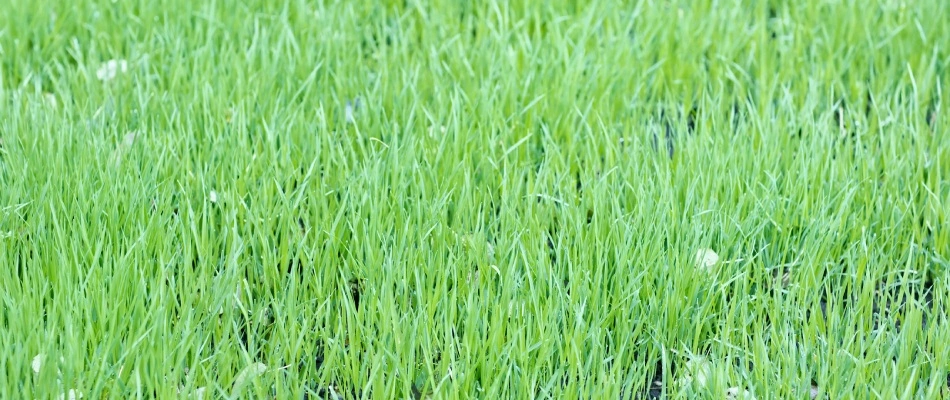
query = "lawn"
(1, 0, 948, 398)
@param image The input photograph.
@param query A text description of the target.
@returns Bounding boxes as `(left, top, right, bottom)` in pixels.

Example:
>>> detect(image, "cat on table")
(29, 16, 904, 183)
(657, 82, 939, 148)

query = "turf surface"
(1, 0, 949, 398)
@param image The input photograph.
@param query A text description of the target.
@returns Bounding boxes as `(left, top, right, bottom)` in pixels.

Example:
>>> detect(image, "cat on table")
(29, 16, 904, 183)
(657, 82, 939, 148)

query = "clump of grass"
(1, 0, 948, 398)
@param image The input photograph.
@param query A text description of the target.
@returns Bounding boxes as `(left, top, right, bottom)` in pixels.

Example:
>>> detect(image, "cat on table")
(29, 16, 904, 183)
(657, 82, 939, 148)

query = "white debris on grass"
(209, 190, 218, 204)
(31, 353, 65, 374)
(345, 97, 361, 124)
(34, 354, 84, 399)
(31, 354, 43, 374)
(96, 59, 128, 81)
(427, 125, 447, 137)
(231, 362, 267, 397)
(695, 248, 720, 270)
(677, 355, 712, 388)
(44, 93, 58, 109)
(676, 355, 757, 399)
(344, 102, 355, 124)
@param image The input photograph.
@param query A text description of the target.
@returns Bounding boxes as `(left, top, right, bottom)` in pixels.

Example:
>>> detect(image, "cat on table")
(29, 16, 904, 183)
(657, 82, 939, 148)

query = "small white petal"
(344, 102, 355, 124)
(209, 190, 217, 203)
(695, 248, 720, 269)
(31, 354, 43, 374)
(96, 59, 128, 81)
(44, 93, 58, 109)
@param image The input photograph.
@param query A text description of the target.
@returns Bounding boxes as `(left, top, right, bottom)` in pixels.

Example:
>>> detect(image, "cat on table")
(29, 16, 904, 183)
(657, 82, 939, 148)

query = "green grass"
(1, 0, 948, 398)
